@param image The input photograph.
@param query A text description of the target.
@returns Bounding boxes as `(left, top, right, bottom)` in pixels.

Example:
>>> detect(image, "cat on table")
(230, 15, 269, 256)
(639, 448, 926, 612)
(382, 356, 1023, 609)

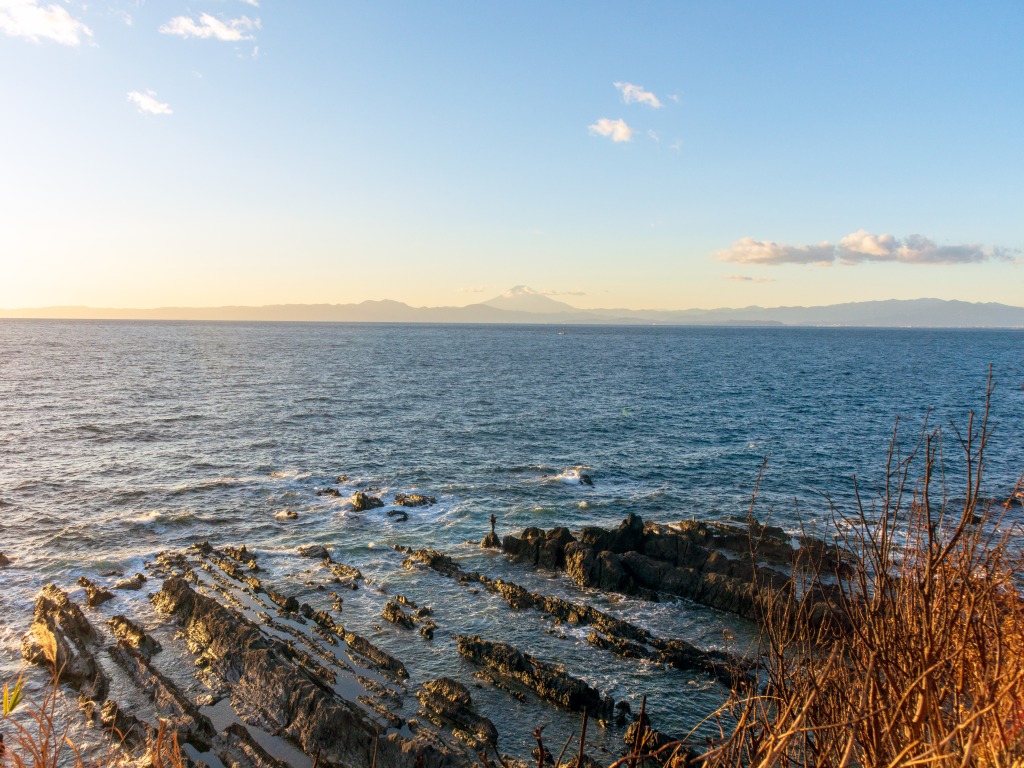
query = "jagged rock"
(387, 510, 410, 522)
(297, 544, 330, 559)
(317, 487, 341, 497)
(578, 473, 594, 486)
(266, 590, 300, 613)
(0, 552, 10, 567)
(108, 615, 162, 658)
(325, 559, 362, 585)
(417, 678, 498, 748)
(351, 491, 384, 511)
(403, 548, 463, 578)
(382, 599, 415, 629)
(481, 532, 500, 549)
(112, 573, 147, 591)
(457, 636, 614, 720)
(22, 584, 108, 700)
(395, 493, 436, 507)
(153, 577, 463, 766)
(224, 545, 260, 571)
(77, 576, 115, 607)
(342, 631, 409, 679)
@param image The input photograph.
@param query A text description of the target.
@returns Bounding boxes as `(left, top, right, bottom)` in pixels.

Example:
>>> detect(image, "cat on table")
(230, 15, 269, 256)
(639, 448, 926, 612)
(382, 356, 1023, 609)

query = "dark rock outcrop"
(382, 599, 415, 629)
(501, 514, 845, 625)
(395, 493, 436, 507)
(481, 532, 500, 549)
(77, 576, 115, 607)
(457, 636, 614, 721)
(351, 491, 384, 511)
(297, 544, 330, 559)
(112, 573, 147, 591)
(387, 510, 410, 522)
(0, 552, 10, 566)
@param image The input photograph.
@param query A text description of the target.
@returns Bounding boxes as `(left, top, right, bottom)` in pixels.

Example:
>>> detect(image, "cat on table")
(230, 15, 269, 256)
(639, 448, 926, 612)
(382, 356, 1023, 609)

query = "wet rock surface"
(457, 636, 615, 721)
(77, 576, 115, 607)
(402, 546, 744, 687)
(0, 552, 10, 566)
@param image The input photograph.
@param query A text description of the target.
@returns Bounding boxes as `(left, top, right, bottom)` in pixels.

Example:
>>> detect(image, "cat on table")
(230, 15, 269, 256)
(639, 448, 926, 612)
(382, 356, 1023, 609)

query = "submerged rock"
(297, 544, 330, 559)
(112, 573, 147, 591)
(387, 509, 410, 522)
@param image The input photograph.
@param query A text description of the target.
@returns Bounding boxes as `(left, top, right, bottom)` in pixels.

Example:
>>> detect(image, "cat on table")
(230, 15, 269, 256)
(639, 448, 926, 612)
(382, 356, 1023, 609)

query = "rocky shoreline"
(14, 515, 846, 768)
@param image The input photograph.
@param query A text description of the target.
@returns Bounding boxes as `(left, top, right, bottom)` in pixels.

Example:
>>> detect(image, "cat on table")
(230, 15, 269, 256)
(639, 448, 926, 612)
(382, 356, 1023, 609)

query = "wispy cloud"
(723, 275, 775, 283)
(240, 0, 259, 5)
(717, 231, 1013, 266)
(128, 90, 172, 115)
(160, 13, 259, 41)
(589, 117, 635, 143)
(614, 81, 662, 108)
(0, 0, 92, 45)
(459, 286, 487, 293)
(543, 290, 586, 297)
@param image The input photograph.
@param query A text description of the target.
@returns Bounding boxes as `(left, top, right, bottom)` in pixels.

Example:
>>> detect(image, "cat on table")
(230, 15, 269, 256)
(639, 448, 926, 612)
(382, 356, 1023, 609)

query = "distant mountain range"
(2, 285, 1023, 327)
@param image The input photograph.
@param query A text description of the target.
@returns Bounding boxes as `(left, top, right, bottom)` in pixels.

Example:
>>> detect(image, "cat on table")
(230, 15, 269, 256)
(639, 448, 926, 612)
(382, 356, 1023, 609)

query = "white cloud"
(837, 229, 1001, 265)
(240, 0, 259, 5)
(718, 230, 1012, 267)
(160, 13, 259, 41)
(614, 81, 662, 108)
(0, 0, 92, 45)
(716, 237, 835, 266)
(647, 129, 659, 142)
(589, 117, 635, 143)
(128, 90, 172, 115)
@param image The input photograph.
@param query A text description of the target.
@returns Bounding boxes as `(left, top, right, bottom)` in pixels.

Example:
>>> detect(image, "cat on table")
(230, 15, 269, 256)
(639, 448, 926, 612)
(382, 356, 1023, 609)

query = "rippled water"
(1, 320, 1022, 756)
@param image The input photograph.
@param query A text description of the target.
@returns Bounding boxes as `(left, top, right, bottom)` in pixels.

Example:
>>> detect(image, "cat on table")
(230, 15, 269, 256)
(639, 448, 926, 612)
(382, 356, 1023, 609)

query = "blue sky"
(1, 1, 1022, 309)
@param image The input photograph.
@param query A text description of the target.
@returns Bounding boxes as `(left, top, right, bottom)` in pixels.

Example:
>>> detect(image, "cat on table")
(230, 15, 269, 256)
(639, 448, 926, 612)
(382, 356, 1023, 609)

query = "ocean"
(1, 320, 1022, 758)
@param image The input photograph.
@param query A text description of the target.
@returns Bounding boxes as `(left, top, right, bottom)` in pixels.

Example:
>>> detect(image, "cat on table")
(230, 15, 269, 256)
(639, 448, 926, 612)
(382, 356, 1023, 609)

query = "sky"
(1, 1, 1022, 311)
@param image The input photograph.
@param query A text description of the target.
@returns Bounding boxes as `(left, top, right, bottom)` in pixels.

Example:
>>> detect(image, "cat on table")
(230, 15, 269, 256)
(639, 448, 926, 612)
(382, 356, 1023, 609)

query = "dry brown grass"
(0, 670, 186, 768)
(696, 376, 1024, 767)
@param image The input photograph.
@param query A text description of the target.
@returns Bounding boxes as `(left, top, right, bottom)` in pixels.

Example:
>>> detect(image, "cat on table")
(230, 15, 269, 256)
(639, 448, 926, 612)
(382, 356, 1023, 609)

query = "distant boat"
(557, 327, 567, 335)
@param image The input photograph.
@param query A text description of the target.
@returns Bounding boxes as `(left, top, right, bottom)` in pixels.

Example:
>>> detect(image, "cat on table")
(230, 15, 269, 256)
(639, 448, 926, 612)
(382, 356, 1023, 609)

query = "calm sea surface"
(1, 321, 1022, 753)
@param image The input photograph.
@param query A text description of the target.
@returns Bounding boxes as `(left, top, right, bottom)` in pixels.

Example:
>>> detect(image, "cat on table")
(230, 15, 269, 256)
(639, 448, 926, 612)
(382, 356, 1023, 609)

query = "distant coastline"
(2, 287, 1024, 328)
